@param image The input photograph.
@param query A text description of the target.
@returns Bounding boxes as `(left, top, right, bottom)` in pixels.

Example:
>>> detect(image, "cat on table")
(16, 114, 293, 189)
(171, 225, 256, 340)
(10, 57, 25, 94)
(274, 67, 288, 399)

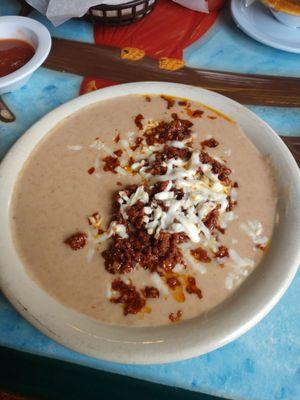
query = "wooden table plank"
(44, 38, 300, 107)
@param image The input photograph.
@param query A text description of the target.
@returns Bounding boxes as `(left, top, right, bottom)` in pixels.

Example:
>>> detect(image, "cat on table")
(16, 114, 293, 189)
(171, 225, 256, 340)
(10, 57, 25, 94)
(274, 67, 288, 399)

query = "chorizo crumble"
(169, 310, 182, 322)
(144, 114, 193, 145)
(215, 245, 229, 258)
(166, 276, 181, 289)
(200, 138, 219, 149)
(161, 95, 175, 109)
(134, 114, 144, 130)
(110, 279, 145, 315)
(186, 276, 202, 299)
(64, 232, 87, 250)
(103, 155, 120, 173)
(88, 167, 95, 175)
(142, 286, 160, 298)
(190, 247, 211, 263)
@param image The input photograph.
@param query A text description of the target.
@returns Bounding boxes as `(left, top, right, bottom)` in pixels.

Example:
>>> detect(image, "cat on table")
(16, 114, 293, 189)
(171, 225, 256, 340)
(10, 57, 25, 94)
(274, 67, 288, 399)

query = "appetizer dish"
(11, 93, 276, 326)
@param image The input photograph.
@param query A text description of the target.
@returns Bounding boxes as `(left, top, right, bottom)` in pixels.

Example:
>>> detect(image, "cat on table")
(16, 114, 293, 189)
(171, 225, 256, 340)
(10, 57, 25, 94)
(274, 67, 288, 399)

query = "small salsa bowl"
(0, 16, 51, 94)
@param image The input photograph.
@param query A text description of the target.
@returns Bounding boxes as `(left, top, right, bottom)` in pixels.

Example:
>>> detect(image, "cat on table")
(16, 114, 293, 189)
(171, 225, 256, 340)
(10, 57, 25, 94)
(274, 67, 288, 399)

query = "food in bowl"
(10, 94, 276, 327)
(261, 0, 300, 15)
(0, 39, 35, 78)
(261, 0, 300, 27)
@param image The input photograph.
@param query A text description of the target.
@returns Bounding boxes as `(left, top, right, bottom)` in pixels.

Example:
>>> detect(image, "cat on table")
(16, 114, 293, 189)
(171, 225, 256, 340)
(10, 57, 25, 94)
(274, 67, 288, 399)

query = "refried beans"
(10, 94, 277, 326)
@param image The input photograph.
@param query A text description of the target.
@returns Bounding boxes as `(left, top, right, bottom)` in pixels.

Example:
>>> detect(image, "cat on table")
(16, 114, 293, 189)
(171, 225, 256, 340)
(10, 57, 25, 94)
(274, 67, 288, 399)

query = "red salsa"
(0, 39, 35, 78)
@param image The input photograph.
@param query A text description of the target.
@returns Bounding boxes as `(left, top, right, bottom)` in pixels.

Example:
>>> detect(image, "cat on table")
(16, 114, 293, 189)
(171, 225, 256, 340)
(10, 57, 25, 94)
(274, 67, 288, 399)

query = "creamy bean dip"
(11, 94, 276, 326)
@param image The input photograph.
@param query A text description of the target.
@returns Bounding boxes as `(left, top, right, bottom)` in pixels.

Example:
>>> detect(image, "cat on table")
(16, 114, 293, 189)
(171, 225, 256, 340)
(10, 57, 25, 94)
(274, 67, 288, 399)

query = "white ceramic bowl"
(270, 8, 300, 28)
(0, 82, 299, 364)
(0, 16, 51, 94)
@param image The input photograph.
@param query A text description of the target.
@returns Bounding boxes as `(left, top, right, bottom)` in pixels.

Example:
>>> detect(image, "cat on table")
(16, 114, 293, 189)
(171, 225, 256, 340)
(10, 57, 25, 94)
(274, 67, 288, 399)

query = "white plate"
(0, 82, 299, 364)
(231, 0, 300, 54)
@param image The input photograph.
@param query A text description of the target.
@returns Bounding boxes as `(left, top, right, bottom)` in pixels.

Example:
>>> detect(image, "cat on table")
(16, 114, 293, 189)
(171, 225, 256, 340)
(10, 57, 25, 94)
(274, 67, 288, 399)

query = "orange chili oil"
(0, 39, 35, 78)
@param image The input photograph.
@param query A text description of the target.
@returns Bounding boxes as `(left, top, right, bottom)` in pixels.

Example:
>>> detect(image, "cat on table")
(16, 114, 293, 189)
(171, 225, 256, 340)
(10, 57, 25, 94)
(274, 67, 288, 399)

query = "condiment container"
(0, 16, 51, 94)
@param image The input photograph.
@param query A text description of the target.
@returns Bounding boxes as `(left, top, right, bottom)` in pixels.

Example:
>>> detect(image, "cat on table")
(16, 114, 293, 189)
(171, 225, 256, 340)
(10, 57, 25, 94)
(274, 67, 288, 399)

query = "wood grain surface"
(44, 38, 300, 107)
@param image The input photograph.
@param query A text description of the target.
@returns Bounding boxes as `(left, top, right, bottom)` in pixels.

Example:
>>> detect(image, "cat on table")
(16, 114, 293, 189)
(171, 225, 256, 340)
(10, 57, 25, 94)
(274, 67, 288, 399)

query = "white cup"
(0, 16, 51, 94)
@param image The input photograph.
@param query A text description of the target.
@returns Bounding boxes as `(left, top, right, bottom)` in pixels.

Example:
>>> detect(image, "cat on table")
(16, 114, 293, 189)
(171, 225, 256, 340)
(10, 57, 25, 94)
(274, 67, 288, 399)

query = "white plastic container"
(0, 16, 51, 94)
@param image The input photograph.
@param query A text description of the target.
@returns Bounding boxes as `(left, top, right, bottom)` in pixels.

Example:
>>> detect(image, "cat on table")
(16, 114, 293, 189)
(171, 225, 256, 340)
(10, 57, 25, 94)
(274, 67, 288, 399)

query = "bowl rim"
(0, 16, 51, 88)
(0, 82, 299, 364)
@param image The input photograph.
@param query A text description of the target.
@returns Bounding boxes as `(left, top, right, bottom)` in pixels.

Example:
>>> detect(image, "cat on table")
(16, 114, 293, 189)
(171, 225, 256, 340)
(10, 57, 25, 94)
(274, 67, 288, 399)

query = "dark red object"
(215, 245, 229, 258)
(201, 138, 219, 149)
(134, 114, 144, 130)
(190, 247, 211, 263)
(142, 286, 160, 298)
(88, 166, 95, 174)
(0, 39, 35, 77)
(110, 279, 146, 315)
(169, 310, 182, 322)
(161, 95, 175, 109)
(166, 277, 181, 289)
(185, 276, 202, 299)
(64, 232, 87, 250)
(103, 155, 120, 173)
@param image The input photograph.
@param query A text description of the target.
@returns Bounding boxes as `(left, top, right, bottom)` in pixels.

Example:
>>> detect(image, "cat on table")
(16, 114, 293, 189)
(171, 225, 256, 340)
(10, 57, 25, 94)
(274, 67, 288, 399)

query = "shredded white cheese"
(240, 220, 268, 247)
(229, 249, 254, 269)
(88, 127, 239, 262)
(116, 147, 233, 244)
(223, 149, 232, 157)
(67, 145, 82, 151)
(89, 139, 114, 155)
(225, 249, 254, 291)
(151, 272, 169, 295)
(93, 139, 237, 251)
(86, 247, 95, 263)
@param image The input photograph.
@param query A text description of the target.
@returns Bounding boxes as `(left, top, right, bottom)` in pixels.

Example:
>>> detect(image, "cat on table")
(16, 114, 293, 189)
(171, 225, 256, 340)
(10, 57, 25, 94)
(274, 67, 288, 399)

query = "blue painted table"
(0, 1, 299, 399)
